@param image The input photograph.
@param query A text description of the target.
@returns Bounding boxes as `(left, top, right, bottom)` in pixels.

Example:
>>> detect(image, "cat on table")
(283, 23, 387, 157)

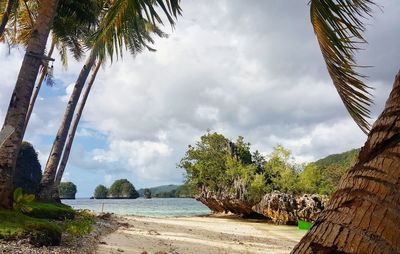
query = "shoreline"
(96, 214, 306, 254)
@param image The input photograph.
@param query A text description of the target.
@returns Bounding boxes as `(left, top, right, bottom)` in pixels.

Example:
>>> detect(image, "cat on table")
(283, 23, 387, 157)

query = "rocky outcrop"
(296, 194, 327, 222)
(198, 188, 327, 224)
(195, 187, 256, 216)
(252, 191, 298, 224)
(252, 191, 327, 224)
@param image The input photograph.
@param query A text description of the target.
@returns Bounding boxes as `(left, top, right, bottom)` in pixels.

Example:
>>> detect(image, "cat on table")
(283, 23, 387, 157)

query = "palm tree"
(0, 0, 59, 209)
(292, 1, 400, 252)
(38, 0, 182, 200)
(0, 0, 16, 37)
(53, 61, 102, 194)
(0, 0, 99, 209)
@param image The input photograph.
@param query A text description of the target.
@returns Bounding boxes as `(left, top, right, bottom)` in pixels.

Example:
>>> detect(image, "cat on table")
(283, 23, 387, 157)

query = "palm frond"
(310, 0, 376, 134)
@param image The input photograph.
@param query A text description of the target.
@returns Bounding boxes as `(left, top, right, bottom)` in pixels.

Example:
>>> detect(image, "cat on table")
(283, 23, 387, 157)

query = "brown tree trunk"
(0, 0, 59, 209)
(0, 0, 15, 37)
(292, 71, 400, 253)
(23, 41, 55, 137)
(52, 61, 101, 200)
(38, 52, 96, 201)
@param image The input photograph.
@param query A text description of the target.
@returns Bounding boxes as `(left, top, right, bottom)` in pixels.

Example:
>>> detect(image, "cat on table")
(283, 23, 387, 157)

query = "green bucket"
(297, 220, 313, 230)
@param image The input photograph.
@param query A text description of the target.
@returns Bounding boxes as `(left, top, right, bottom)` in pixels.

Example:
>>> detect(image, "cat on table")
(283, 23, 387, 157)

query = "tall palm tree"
(0, 0, 59, 209)
(292, 0, 400, 252)
(38, 0, 182, 200)
(0, 0, 99, 209)
(54, 61, 102, 190)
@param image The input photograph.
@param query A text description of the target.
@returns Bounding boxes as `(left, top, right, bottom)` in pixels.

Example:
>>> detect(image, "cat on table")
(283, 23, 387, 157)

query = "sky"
(0, 0, 399, 197)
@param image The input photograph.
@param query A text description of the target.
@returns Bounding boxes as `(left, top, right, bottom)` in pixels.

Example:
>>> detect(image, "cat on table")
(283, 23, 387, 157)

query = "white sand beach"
(96, 215, 306, 254)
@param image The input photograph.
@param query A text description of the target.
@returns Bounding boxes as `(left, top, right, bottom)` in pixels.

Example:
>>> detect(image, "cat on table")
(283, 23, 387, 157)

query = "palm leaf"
(310, 0, 376, 134)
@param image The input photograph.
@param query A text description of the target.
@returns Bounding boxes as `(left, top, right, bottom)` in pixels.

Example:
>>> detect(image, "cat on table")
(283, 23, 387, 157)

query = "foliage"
(13, 142, 42, 194)
(310, 0, 375, 133)
(0, 210, 61, 243)
(180, 132, 359, 199)
(108, 179, 139, 199)
(13, 187, 35, 213)
(179, 132, 268, 203)
(62, 210, 95, 237)
(25, 201, 75, 220)
(94, 184, 108, 199)
(143, 188, 151, 198)
(138, 184, 180, 197)
(153, 184, 193, 198)
(59, 182, 77, 199)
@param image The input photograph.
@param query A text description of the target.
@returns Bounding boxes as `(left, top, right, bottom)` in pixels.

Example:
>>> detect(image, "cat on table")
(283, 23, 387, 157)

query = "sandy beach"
(96, 215, 306, 254)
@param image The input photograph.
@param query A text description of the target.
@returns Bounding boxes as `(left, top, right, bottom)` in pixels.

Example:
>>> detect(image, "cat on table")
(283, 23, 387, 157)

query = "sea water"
(62, 198, 211, 217)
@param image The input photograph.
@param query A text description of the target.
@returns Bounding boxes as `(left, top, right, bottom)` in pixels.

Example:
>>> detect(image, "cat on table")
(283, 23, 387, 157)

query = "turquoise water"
(62, 198, 211, 217)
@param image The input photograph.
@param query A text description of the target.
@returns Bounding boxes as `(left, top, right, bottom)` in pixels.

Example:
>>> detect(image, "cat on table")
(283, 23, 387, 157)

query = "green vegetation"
(62, 210, 95, 237)
(13, 187, 35, 213)
(13, 142, 42, 194)
(59, 182, 77, 199)
(179, 132, 269, 203)
(108, 179, 139, 199)
(153, 184, 193, 198)
(138, 184, 181, 197)
(143, 188, 152, 199)
(94, 185, 108, 199)
(26, 202, 75, 220)
(180, 132, 359, 200)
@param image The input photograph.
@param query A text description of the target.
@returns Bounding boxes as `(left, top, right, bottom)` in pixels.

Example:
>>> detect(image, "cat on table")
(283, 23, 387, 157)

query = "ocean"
(62, 198, 211, 217)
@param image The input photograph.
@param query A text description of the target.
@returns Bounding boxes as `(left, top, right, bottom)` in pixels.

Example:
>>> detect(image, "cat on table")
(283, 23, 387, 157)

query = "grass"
(0, 210, 61, 240)
(25, 201, 75, 220)
(0, 204, 95, 246)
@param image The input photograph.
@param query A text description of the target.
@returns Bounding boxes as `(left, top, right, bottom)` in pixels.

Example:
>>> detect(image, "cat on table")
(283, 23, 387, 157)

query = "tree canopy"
(58, 182, 77, 199)
(108, 179, 139, 199)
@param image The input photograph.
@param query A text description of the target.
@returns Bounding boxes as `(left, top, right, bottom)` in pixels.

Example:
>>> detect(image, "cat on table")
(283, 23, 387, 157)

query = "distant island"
(137, 184, 192, 198)
(59, 182, 77, 199)
(93, 179, 139, 199)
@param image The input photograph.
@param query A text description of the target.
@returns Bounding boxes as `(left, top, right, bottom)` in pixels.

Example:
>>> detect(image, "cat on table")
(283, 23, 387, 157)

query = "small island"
(59, 182, 77, 199)
(93, 179, 139, 199)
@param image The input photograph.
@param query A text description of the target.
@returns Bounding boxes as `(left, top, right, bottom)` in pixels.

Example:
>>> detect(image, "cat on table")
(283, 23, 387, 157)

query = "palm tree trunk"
(38, 51, 96, 200)
(23, 41, 55, 137)
(52, 61, 101, 200)
(0, 0, 59, 209)
(0, 0, 15, 37)
(292, 71, 400, 253)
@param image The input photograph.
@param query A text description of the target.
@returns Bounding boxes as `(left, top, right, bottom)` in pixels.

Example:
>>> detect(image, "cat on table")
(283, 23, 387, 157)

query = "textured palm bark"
(23, 41, 55, 137)
(52, 62, 101, 200)
(0, 0, 59, 209)
(292, 72, 400, 254)
(0, 0, 15, 37)
(38, 52, 96, 200)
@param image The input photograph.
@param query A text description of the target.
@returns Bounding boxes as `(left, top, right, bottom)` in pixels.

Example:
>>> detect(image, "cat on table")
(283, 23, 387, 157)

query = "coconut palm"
(0, 0, 59, 209)
(0, 0, 16, 37)
(292, 0, 400, 252)
(38, 0, 182, 200)
(0, 0, 99, 209)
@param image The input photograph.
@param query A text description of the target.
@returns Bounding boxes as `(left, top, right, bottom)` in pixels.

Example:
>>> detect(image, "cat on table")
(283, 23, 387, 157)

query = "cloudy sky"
(1, 0, 399, 197)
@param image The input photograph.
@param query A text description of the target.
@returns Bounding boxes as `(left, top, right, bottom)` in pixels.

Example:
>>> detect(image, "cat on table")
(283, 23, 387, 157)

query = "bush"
(63, 210, 96, 237)
(25, 222, 62, 247)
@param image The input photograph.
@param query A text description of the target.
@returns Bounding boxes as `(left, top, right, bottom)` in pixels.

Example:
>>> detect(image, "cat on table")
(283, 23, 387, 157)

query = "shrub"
(25, 202, 75, 220)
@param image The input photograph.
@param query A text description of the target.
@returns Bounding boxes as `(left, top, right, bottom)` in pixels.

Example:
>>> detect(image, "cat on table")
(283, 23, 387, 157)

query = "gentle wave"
(62, 198, 211, 217)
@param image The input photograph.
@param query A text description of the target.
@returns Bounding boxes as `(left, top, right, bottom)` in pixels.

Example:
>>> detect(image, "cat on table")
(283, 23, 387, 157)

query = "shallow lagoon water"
(62, 198, 211, 217)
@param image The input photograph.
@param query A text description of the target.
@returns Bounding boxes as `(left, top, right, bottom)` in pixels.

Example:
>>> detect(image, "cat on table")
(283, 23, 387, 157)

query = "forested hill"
(137, 184, 180, 197)
(314, 148, 360, 169)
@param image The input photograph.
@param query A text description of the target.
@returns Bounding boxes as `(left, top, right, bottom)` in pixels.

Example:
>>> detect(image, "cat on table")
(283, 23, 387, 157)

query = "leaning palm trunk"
(22, 41, 55, 137)
(292, 72, 400, 253)
(38, 51, 96, 200)
(0, 0, 15, 37)
(52, 61, 101, 200)
(0, 0, 59, 209)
